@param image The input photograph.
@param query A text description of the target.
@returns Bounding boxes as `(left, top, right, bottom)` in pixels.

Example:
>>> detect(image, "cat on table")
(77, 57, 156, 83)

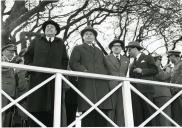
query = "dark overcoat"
(69, 43, 112, 112)
(24, 36, 68, 113)
(153, 68, 171, 97)
(153, 67, 172, 126)
(2, 67, 16, 106)
(105, 54, 129, 126)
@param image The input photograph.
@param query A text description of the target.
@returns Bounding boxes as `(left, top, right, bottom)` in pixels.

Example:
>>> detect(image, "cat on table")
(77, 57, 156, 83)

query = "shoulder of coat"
(54, 37, 63, 41)
(178, 61, 182, 68)
(106, 54, 113, 57)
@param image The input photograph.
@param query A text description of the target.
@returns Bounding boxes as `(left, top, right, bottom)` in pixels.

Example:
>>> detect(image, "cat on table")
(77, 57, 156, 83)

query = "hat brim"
(167, 53, 181, 57)
(81, 28, 97, 37)
(109, 40, 124, 50)
(42, 20, 61, 35)
(167, 50, 181, 57)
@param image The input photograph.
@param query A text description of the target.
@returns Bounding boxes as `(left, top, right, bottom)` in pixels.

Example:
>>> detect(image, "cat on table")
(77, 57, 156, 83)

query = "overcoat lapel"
(109, 54, 120, 70)
(83, 43, 95, 55)
(119, 55, 128, 71)
(136, 53, 145, 64)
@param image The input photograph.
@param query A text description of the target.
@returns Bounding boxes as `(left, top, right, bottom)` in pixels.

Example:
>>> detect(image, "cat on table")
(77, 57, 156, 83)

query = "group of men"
(1, 19, 182, 127)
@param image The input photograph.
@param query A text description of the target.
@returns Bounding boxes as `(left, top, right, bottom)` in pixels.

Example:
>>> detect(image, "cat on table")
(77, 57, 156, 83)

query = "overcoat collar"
(109, 54, 120, 69)
(82, 43, 96, 56)
(41, 36, 59, 43)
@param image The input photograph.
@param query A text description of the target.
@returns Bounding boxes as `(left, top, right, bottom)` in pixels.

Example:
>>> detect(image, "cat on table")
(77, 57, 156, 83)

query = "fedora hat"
(81, 26, 97, 37)
(2, 44, 17, 52)
(42, 19, 61, 35)
(167, 50, 181, 57)
(126, 41, 143, 50)
(109, 39, 124, 50)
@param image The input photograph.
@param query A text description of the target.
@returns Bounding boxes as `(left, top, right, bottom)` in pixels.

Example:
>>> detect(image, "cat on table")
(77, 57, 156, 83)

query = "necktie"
(116, 55, 120, 62)
(134, 57, 137, 62)
(89, 44, 94, 48)
(49, 38, 51, 43)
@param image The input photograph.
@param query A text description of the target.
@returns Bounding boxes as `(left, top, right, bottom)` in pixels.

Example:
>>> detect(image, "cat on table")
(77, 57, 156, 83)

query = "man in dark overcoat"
(168, 50, 182, 126)
(105, 39, 129, 126)
(69, 26, 112, 127)
(126, 41, 158, 126)
(24, 19, 68, 126)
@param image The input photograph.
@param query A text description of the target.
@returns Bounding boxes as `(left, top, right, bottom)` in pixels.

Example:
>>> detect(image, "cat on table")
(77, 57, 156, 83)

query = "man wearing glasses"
(105, 39, 129, 126)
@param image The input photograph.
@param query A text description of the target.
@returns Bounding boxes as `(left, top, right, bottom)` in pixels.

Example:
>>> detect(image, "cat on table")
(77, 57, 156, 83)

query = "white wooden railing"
(1, 62, 182, 127)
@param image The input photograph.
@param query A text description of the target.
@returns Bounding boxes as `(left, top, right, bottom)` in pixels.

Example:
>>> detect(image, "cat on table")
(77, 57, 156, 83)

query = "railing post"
(122, 81, 134, 127)
(53, 73, 62, 127)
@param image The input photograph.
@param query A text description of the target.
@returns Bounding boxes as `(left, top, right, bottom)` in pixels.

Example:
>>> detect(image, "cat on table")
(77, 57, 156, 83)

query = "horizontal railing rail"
(2, 62, 182, 88)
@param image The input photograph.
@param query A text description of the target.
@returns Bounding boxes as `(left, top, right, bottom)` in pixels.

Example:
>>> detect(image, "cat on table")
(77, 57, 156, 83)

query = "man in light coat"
(69, 26, 112, 127)
(105, 39, 129, 126)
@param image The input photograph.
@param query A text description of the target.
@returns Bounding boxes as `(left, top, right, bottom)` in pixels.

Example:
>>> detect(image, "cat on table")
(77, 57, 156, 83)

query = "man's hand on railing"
(133, 68, 142, 74)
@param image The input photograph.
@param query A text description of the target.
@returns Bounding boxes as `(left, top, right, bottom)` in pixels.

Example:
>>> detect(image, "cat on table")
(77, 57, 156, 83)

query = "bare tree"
(1, 0, 182, 55)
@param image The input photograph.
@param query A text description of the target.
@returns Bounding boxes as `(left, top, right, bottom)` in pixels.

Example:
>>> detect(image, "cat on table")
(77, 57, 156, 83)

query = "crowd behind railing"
(1, 19, 182, 127)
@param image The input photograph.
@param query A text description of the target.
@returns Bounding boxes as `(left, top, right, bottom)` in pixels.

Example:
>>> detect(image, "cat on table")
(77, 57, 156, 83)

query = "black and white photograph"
(1, 0, 182, 127)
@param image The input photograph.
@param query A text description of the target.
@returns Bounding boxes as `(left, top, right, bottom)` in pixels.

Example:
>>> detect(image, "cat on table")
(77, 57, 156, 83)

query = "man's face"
(155, 58, 162, 66)
(168, 55, 176, 63)
(45, 24, 57, 37)
(83, 31, 95, 44)
(127, 47, 136, 58)
(3, 50, 15, 60)
(111, 43, 122, 54)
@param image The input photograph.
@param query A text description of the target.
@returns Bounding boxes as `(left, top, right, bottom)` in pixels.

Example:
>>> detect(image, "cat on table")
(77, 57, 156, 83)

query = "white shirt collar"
(113, 53, 121, 59)
(46, 36, 55, 42)
(136, 52, 141, 60)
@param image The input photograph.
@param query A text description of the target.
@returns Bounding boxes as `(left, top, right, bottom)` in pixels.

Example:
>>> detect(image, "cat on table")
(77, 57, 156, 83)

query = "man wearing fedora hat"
(105, 39, 129, 126)
(126, 41, 158, 126)
(24, 19, 68, 126)
(168, 50, 182, 126)
(69, 25, 112, 127)
(1, 43, 17, 126)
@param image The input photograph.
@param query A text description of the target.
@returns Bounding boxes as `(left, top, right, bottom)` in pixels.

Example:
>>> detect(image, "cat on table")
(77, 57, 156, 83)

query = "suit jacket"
(129, 53, 158, 94)
(153, 68, 171, 97)
(69, 43, 112, 111)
